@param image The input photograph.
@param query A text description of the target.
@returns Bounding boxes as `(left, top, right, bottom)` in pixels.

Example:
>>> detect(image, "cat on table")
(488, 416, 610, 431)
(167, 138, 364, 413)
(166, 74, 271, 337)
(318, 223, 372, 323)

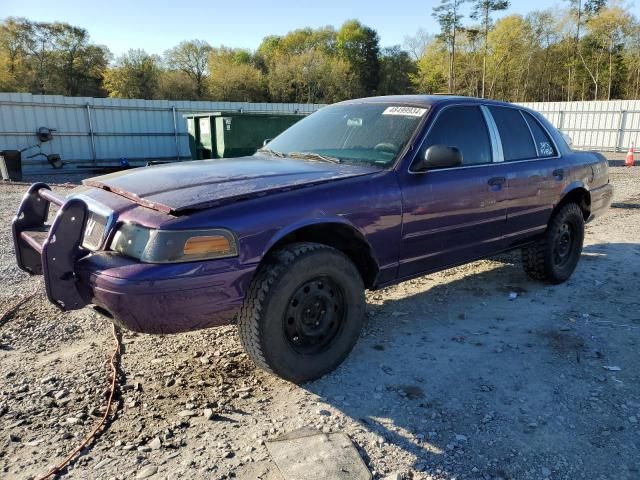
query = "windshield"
(261, 103, 429, 167)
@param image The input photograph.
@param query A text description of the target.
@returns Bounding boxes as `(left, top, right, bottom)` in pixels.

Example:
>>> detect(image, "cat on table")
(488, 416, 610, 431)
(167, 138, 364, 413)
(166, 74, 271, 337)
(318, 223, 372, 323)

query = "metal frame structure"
(0, 93, 323, 169)
(517, 100, 640, 152)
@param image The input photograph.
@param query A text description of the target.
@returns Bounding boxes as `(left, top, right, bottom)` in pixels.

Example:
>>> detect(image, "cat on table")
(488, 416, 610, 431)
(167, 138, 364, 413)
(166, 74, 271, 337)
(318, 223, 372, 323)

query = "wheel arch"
(262, 220, 380, 289)
(555, 182, 591, 220)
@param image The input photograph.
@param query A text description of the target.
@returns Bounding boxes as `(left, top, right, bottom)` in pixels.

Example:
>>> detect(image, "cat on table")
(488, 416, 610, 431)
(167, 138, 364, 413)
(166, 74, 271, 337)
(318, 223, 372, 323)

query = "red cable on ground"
(0, 292, 39, 325)
(36, 323, 121, 480)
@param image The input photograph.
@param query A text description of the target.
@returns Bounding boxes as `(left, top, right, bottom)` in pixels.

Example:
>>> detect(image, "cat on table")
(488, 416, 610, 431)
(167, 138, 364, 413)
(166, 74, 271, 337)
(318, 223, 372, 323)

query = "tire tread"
(521, 202, 584, 283)
(237, 242, 336, 376)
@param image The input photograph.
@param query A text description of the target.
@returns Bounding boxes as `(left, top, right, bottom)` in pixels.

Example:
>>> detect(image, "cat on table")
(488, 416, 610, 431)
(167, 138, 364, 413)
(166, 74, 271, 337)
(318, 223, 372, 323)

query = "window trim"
(407, 102, 563, 175)
(486, 104, 538, 162)
(408, 103, 497, 174)
(519, 110, 539, 157)
(480, 105, 504, 163)
(520, 109, 560, 160)
(485, 104, 561, 163)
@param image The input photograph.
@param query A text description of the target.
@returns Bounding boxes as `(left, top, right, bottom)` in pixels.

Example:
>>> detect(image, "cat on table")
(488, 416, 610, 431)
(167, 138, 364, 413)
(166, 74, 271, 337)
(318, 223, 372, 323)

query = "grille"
(81, 211, 108, 250)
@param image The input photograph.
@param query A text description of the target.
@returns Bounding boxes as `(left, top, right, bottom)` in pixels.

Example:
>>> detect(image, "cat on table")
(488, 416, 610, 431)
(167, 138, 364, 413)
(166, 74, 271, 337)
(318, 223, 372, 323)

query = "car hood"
(83, 155, 379, 214)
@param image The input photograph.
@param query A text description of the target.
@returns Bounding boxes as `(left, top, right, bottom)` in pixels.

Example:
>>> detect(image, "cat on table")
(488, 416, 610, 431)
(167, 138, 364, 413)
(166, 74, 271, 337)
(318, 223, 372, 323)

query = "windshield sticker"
(383, 106, 428, 117)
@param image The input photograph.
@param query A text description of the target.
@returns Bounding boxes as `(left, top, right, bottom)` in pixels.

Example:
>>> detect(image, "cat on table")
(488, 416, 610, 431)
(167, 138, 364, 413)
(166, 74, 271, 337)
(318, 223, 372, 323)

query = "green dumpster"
(184, 111, 306, 160)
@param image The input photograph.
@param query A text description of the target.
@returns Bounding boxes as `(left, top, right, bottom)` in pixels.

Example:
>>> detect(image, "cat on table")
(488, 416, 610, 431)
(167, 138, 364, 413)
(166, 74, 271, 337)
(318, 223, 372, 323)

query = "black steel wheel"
(283, 276, 345, 355)
(552, 221, 576, 268)
(237, 242, 365, 383)
(522, 202, 585, 284)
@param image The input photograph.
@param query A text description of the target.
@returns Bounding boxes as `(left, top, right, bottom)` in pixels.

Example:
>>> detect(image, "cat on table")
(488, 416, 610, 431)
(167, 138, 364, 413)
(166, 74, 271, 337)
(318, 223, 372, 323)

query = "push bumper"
(12, 183, 90, 310)
(588, 183, 614, 221)
(12, 183, 256, 334)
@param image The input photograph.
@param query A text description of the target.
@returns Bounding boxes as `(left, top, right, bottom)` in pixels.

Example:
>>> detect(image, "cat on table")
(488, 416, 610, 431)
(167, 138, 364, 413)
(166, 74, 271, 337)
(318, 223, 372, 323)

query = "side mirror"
(413, 144, 462, 171)
(263, 138, 273, 147)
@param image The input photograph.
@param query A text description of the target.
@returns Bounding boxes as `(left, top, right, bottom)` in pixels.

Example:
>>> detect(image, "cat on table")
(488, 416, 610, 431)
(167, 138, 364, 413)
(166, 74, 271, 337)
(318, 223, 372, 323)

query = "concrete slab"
(266, 428, 371, 480)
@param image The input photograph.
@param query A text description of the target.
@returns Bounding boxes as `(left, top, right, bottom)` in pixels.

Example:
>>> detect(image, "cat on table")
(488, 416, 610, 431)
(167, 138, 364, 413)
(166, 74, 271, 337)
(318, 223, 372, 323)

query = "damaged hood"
(83, 155, 378, 214)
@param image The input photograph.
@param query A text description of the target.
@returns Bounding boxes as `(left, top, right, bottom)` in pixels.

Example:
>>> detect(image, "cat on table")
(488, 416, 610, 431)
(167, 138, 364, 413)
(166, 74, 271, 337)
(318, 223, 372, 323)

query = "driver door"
(398, 105, 509, 278)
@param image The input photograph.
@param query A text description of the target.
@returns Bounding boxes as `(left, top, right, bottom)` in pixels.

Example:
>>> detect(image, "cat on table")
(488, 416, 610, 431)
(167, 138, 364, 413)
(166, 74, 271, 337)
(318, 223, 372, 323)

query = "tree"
(157, 70, 199, 100)
(433, 0, 466, 93)
(165, 40, 212, 98)
(377, 46, 416, 95)
(576, 7, 632, 99)
(0, 18, 30, 92)
(413, 39, 449, 93)
(336, 20, 380, 96)
(49, 24, 110, 96)
(486, 15, 533, 100)
(103, 49, 161, 99)
(470, 0, 510, 97)
(623, 22, 640, 99)
(403, 28, 434, 61)
(207, 47, 266, 101)
(0, 18, 110, 96)
(267, 49, 356, 103)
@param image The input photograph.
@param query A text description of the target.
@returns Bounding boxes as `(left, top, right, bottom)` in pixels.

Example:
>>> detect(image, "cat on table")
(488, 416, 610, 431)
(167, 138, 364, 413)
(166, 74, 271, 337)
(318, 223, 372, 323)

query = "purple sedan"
(12, 95, 613, 382)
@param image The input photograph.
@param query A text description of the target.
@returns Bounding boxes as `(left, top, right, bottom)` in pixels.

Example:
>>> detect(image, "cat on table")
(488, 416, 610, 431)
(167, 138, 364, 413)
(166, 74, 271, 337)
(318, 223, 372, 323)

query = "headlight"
(109, 223, 238, 263)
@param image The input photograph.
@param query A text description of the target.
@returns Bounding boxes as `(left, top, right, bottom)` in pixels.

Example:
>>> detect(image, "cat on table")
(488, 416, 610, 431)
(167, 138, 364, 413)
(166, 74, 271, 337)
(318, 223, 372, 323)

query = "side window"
(488, 106, 537, 161)
(421, 106, 492, 166)
(522, 111, 557, 157)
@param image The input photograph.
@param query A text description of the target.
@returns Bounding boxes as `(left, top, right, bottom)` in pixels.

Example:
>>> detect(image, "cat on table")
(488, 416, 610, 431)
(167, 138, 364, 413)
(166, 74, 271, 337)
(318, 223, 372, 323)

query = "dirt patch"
(1, 166, 639, 479)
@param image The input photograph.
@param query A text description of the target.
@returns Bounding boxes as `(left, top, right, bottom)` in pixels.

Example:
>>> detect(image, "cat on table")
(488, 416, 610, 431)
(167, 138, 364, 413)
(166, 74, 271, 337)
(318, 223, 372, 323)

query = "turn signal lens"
(184, 235, 232, 255)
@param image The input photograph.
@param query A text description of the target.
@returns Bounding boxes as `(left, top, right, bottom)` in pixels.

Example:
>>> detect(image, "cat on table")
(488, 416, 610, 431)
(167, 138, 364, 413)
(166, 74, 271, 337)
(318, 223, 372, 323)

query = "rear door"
(397, 104, 510, 278)
(487, 106, 565, 245)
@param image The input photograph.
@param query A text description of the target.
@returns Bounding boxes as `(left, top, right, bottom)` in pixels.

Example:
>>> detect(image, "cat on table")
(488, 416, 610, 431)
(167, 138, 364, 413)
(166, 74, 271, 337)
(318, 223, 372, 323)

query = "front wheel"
(522, 203, 585, 284)
(237, 242, 365, 383)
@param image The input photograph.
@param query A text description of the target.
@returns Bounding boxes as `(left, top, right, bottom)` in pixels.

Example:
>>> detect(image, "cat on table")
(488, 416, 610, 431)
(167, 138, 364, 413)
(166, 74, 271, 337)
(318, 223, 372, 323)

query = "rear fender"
(560, 180, 588, 200)
(555, 181, 590, 219)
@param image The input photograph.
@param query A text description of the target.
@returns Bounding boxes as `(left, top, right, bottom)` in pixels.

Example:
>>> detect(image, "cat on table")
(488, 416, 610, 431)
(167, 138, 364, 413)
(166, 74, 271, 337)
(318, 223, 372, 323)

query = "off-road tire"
(522, 203, 585, 284)
(237, 242, 365, 383)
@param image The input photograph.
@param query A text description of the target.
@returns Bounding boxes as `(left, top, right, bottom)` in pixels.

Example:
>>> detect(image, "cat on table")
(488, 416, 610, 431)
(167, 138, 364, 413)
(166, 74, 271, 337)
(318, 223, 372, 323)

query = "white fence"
(0, 93, 322, 170)
(0, 94, 638, 172)
(518, 100, 640, 152)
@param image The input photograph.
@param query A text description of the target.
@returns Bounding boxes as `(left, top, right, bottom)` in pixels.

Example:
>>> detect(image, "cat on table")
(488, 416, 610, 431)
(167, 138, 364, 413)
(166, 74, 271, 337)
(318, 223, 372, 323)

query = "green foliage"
(2, 6, 640, 103)
(207, 47, 266, 101)
(165, 40, 212, 98)
(378, 46, 416, 95)
(432, 0, 466, 92)
(157, 70, 198, 100)
(103, 49, 161, 99)
(336, 20, 381, 96)
(0, 17, 110, 96)
(267, 49, 356, 103)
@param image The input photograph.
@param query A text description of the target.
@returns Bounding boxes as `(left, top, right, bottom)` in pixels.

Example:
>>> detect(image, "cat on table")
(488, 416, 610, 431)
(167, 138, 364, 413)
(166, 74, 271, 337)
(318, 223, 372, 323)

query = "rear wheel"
(237, 242, 365, 383)
(522, 203, 585, 284)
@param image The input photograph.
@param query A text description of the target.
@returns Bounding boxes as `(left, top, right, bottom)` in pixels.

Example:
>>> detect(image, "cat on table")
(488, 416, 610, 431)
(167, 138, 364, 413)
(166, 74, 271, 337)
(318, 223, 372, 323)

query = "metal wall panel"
(2, 93, 638, 172)
(0, 93, 323, 170)
(518, 99, 640, 152)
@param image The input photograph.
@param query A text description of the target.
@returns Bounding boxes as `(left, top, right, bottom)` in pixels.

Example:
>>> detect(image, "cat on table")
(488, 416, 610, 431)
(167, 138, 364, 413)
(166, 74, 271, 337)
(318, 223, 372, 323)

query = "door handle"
(488, 177, 506, 186)
(552, 169, 564, 180)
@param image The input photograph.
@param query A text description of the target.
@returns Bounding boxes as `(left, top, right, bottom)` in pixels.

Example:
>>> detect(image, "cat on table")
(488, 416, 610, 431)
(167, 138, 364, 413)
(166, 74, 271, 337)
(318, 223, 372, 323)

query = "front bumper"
(12, 183, 256, 334)
(76, 254, 255, 333)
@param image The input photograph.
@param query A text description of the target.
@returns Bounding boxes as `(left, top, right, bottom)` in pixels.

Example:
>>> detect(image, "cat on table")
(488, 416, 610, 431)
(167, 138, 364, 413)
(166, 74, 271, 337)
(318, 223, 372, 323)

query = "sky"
(4, 0, 639, 58)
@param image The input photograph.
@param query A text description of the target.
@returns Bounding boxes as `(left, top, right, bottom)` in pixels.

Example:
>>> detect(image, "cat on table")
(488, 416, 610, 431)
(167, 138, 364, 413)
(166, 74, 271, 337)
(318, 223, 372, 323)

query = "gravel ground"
(1, 160, 639, 480)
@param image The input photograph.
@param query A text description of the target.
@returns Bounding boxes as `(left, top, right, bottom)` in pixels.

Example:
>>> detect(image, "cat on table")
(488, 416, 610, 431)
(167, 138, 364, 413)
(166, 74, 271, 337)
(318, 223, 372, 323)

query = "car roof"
(337, 94, 519, 109)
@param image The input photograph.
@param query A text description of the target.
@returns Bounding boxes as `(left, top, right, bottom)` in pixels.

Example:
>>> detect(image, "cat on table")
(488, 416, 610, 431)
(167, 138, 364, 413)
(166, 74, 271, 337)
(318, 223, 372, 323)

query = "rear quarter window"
(522, 111, 557, 157)
(488, 106, 537, 161)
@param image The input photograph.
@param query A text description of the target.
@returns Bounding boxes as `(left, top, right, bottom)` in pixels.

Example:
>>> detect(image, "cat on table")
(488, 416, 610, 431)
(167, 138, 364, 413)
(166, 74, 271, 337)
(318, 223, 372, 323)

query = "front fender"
(262, 216, 373, 258)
